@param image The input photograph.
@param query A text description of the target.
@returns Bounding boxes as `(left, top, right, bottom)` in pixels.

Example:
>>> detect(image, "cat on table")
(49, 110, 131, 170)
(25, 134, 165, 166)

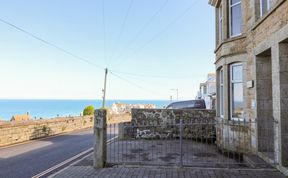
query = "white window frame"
(218, 4, 223, 43)
(229, 0, 242, 38)
(260, 0, 270, 17)
(203, 85, 207, 95)
(230, 63, 244, 121)
(220, 69, 224, 118)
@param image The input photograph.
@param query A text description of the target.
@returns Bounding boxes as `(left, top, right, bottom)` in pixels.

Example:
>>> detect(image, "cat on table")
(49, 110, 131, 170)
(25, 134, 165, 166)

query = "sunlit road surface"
(0, 129, 95, 178)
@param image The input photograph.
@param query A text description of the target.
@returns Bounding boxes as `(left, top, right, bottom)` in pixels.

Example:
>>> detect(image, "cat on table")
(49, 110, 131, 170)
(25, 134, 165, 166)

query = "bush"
(83, 105, 95, 116)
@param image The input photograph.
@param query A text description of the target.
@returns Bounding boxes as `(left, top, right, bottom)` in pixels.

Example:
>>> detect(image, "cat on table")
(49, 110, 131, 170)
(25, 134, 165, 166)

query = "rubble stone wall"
(0, 116, 94, 147)
(119, 109, 216, 140)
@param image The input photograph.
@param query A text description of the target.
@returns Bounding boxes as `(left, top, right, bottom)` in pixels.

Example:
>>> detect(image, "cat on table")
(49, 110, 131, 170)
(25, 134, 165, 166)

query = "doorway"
(256, 48, 275, 161)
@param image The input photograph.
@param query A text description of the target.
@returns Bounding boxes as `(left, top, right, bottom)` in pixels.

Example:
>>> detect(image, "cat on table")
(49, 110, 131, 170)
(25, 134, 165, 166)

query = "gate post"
(179, 118, 183, 167)
(93, 109, 107, 168)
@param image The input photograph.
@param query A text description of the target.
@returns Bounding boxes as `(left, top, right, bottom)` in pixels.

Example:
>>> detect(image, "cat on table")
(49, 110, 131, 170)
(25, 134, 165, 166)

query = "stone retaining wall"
(118, 109, 252, 154)
(0, 116, 94, 147)
(119, 109, 216, 140)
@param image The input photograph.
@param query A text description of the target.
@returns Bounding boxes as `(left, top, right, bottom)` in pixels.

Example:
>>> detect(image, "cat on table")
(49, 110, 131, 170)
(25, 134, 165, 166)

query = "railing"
(94, 109, 275, 168)
(106, 119, 259, 168)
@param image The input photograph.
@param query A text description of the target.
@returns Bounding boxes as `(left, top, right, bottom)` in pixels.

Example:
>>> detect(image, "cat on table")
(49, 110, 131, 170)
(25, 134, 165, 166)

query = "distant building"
(10, 112, 31, 122)
(196, 73, 216, 109)
(110, 103, 156, 115)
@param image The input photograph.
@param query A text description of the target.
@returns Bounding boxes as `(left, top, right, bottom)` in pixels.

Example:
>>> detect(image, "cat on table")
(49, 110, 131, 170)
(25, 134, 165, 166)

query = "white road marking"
(32, 136, 118, 178)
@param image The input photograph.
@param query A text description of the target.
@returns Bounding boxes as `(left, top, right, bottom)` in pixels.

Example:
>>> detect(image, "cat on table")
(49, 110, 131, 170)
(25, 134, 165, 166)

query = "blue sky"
(0, 0, 215, 100)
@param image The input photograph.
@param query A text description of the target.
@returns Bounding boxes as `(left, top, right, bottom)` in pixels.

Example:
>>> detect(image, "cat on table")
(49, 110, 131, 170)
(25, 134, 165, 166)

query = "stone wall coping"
(0, 116, 93, 129)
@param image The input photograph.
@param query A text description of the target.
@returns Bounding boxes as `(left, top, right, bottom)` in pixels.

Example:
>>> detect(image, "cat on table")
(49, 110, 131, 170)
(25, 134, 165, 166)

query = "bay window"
(230, 63, 244, 120)
(220, 69, 224, 117)
(218, 4, 223, 42)
(230, 0, 242, 37)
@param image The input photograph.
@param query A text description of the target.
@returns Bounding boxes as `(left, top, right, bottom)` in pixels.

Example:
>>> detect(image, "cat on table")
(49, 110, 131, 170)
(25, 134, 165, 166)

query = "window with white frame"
(203, 86, 207, 95)
(218, 4, 223, 42)
(260, 0, 270, 17)
(220, 69, 224, 117)
(230, 0, 242, 37)
(230, 63, 244, 120)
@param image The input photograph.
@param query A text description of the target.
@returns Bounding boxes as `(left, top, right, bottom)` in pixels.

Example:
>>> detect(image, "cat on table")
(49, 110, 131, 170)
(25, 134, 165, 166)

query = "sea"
(0, 100, 170, 121)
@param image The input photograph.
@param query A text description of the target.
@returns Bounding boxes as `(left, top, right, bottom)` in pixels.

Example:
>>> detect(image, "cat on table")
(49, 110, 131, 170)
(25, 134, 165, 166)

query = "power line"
(110, 0, 169, 66)
(0, 17, 201, 80)
(0, 14, 196, 100)
(111, 70, 202, 79)
(110, 71, 161, 95)
(110, 71, 182, 89)
(111, 0, 199, 68)
(102, 0, 107, 67)
(108, 0, 134, 65)
(0, 18, 104, 69)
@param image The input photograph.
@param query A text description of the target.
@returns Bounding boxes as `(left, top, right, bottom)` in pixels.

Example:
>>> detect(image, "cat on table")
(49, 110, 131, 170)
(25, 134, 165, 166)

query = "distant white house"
(110, 103, 156, 115)
(196, 73, 216, 109)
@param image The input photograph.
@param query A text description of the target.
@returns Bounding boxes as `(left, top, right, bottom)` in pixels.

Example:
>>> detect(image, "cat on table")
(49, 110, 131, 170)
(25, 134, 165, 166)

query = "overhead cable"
(0, 18, 104, 69)
(110, 0, 169, 66)
(108, 0, 134, 65)
(110, 71, 161, 95)
(111, 0, 199, 67)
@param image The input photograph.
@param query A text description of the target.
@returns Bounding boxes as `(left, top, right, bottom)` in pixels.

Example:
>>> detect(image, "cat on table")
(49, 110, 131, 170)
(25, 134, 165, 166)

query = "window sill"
(228, 119, 251, 126)
(215, 35, 247, 54)
(215, 117, 251, 125)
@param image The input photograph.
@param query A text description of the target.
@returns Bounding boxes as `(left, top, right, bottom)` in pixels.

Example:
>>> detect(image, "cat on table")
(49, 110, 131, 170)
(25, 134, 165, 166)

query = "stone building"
(209, 0, 288, 172)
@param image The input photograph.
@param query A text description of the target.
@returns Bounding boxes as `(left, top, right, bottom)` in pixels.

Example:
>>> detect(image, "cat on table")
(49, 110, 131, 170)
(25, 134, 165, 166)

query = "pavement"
(51, 153, 287, 178)
(106, 139, 251, 168)
(0, 129, 94, 178)
(51, 138, 287, 178)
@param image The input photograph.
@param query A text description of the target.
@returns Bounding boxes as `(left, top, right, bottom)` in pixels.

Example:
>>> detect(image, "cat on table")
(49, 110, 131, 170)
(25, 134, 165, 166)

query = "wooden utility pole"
(102, 68, 108, 108)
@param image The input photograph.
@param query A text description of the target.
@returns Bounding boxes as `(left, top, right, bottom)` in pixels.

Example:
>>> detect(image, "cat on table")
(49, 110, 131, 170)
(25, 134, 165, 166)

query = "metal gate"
(106, 119, 256, 168)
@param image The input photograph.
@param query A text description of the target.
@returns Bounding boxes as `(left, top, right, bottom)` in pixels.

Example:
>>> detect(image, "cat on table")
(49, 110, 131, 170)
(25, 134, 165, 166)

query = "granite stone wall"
(119, 109, 216, 140)
(0, 116, 94, 147)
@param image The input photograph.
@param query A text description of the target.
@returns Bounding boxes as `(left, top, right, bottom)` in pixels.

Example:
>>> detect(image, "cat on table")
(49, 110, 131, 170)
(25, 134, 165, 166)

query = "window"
(203, 86, 207, 95)
(218, 5, 223, 42)
(220, 69, 224, 117)
(230, 0, 242, 37)
(230, 63, 244, 120)
(260, 0, 270, 17)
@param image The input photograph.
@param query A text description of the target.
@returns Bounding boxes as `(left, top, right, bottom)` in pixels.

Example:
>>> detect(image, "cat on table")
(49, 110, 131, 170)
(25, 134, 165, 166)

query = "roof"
(200, 83, 206, 87)
(208, 0, 219, 7)
(11, 114, 31, 122)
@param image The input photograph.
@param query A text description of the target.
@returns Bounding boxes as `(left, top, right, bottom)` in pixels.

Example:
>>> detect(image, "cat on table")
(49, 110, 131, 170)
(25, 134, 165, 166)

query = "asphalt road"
(0, 129, 96, 178)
